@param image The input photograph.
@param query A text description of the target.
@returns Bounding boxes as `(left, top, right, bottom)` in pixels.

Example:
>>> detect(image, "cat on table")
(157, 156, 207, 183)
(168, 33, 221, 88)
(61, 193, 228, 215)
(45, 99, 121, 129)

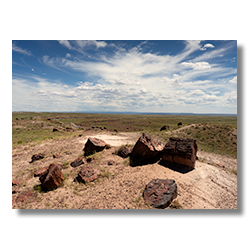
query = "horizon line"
(12, 111, 237, 116)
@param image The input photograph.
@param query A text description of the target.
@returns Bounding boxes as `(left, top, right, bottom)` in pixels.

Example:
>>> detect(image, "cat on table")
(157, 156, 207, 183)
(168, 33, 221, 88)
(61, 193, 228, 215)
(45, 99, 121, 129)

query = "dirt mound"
(12, 130, 237, 209)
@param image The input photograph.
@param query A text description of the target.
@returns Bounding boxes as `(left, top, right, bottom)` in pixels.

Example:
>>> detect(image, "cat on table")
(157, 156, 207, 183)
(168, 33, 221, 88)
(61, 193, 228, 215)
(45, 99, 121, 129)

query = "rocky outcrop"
(130, 133, 164, 166)
(162, 137, 197, 170)
(160, 125, 170, 131)
(39, 164, 64, 191)
(30, 153, 45, 163)
(143, 179, 177, 208)
(70, 157, 84, 168)
(83, 137, 106, 156)
(74, 166, 99, 183)
(117, 146, 131, 158)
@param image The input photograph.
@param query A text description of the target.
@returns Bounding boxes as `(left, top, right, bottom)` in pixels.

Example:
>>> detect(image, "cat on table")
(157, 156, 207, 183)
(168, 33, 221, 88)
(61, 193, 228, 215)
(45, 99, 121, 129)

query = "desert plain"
(12, 112, 237, 209)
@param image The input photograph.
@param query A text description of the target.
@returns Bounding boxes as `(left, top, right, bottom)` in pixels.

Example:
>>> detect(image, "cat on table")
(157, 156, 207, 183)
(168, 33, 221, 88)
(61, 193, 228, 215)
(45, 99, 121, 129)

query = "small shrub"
(17, 140, 23, 144)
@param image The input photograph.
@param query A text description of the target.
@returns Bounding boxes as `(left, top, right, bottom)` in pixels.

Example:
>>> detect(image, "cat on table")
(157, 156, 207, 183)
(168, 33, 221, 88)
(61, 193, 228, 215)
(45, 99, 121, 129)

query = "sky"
(12, 40, 237, 114)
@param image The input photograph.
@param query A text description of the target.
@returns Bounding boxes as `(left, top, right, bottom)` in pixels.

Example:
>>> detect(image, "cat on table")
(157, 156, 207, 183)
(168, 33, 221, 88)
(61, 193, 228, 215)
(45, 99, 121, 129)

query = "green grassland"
(12, 112, 237, 158)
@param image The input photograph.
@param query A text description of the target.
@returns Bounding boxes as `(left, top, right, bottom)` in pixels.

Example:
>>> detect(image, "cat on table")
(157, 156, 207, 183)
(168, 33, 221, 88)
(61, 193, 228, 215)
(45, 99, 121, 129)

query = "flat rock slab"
(13, 191, 37, 205)
(143, 179, 177, 209)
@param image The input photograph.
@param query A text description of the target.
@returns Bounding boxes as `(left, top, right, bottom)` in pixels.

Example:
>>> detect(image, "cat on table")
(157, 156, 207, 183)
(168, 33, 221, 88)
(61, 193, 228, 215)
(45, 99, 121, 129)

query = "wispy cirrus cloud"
(12, 43, 33, 56)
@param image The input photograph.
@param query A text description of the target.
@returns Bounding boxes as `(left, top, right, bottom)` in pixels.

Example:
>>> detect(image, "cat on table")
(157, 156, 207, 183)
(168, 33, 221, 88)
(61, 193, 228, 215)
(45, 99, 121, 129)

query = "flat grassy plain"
(12, 112, 237, 158)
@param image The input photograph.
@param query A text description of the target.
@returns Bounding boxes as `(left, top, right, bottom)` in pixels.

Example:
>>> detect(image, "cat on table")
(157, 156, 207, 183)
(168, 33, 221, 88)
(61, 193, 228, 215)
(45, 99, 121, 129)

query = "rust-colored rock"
(70, 157, 84, 168)
(217, 163, 225, 168)
(39, 164, 64, 191)
(31, 153, 45, 163)
(12, 179, 22, 186)
(178, 122, 183, 126)
(75, 166, 98, 183)
(83, 137, 106, 156)
(143, 179, 177, 208)
(53, 128, 60, 132)
(160, 125, 170, 131)
(130, 133, 164, 166)
(118, 146, 131, 158)
(34, 166, 49, 177)
(53, 154, 60, 158)
(34, 163, 62, 177)
(13, 191, 37, 205)
(162, 137, 197, 170)
(86, 157, 94, 163)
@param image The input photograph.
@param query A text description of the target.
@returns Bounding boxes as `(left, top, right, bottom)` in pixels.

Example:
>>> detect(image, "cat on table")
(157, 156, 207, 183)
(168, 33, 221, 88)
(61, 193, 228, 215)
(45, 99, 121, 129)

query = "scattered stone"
(53, 154, 60, 158)
(12, 179, 22, 186)
(116, 165, 124, 171)
(160, 125, 170, 131)
(118, 146, 131, 158)
(70, 157, 84, 168)
(74, 166, 98, 183)
(13, 191, 37, 205)
(130, 133, 164, 166)
(39, 164, 64, 191)
(86, 157, 94, 163)
(108, 160, 115, 165)
(66, 127, 73, 131)
(83, 137, 107, 156)
(34, 164, 62, 176)
(143, 179, 177, 209)
(217, 163, 225, 168)
(162, 137, 198, 170)
(31, 153, 45, 163)
(114, 129, 118, 132)
(53, 128, 60, 132)
(34, 166, 49, 177)
(178, 122, 183, 126)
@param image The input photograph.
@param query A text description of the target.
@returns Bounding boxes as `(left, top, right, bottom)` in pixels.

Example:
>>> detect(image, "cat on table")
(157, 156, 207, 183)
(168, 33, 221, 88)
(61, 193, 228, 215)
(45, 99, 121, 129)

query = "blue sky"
(12, 40, 237, 114)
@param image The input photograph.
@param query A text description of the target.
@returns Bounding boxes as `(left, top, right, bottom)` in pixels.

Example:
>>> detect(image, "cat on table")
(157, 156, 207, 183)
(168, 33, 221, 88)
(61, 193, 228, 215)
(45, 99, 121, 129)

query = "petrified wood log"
(162, 137, 197, 170)
(83, 137, 106, 156)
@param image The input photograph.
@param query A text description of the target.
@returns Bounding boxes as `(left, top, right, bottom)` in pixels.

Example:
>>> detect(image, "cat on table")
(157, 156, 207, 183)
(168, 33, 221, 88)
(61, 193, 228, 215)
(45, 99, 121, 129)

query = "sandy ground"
(12, 130, 237, 209)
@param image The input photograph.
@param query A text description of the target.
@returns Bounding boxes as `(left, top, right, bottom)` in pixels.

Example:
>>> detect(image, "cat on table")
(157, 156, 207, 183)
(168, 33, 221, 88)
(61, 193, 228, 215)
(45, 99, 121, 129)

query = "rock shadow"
(158, 159, 194, 174)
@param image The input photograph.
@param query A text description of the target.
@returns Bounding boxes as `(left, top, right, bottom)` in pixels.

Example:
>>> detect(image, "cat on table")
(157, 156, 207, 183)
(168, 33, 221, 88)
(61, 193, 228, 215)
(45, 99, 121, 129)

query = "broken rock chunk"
(143, 179, 177, 209)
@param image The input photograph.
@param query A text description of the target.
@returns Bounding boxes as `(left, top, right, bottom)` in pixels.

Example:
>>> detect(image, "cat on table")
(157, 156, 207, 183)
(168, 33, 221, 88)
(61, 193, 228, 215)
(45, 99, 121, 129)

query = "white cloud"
(188, 89, 206, 96)
(12, 44, 32, 56)
(13, 41, 237, 113)
(200, 43, 215, 51)
(59, 40, 72, 50)
(76, 40, 107, 49)
(229, 76, 237, 84)
(31, 68, 34, 71)
(181, 61, 211, 70)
